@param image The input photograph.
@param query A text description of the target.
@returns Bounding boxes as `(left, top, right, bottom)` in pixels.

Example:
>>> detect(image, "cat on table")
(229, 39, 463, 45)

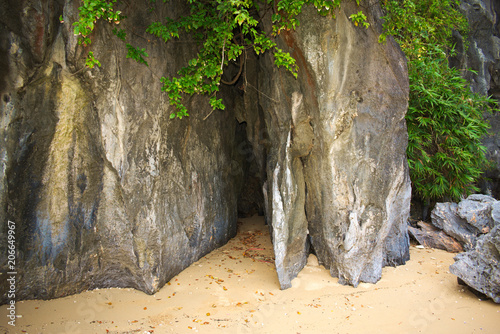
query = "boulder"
(433, 195, 500, 302)
(408, 221, 463, 253)
(430, 195, 500, 250)
(450, 225, 500, 303)
(431, 202, 479, 250)
(457, 194, 496, 233)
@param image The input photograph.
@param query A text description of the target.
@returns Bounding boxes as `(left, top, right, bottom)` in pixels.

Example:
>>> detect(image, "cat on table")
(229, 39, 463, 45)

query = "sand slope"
(1, 215, 499, 333)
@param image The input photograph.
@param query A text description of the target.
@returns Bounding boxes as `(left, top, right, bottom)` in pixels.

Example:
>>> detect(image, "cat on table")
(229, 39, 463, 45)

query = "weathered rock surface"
(1, 0, 412, 300)
(450, 225, 500, 303)
(453, 0, 500, 198)
(431, 202, 479, 250)
(248, 1, 411, 288)
(432, 195, 500, 302)
(431, 195, 500, 252)
(444, 2, 500, 300)
(492, 201, 500, 225)
(408, 221, 463, 253)
(0, 1, 242, 302)
(457, 194, 496, 233)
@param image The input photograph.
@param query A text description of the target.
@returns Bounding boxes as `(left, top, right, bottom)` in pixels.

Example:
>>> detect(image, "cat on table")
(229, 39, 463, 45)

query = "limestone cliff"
(453, 0, 500, 198)
(251, 2, 410, 288)
(0, 0, 411, 301)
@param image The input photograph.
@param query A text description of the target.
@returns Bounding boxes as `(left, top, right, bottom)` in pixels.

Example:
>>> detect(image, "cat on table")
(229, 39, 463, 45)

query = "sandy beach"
(1, 215, 499, 334)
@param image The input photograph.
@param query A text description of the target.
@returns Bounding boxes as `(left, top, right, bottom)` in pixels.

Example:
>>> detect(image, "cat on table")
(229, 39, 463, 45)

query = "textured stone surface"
(453, 0, 500, 97)
(492, 201, 500, 226)
(457, 194, 496, 233)
(0, 0, 412, 300)
(0, 1, 241, 302)
(431, 196, 500, 253)
(247, 1, 411, 288)
(450, 225, 500, 303)
(453, 0, 500, 198)
(431, 202, 480, 250)
(408, 221, 463, 253)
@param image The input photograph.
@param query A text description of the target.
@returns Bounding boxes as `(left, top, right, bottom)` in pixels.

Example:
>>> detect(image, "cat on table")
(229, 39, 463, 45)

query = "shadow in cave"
(231, 119, 275, 254)
(217, 51, 280, 272)
(233, 121, 266, 220)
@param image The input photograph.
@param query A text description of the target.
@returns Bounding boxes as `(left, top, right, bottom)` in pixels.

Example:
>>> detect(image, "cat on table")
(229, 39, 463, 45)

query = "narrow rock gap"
(235, 122, 265, 219)
(233, 120, 269, 244)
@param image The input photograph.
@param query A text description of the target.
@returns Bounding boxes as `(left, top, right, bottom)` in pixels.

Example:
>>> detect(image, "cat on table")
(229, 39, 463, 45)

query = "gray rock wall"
(1, 0, 411, 300)
(0, 0, 241, 302)
(246, 1, 411, 288)
(450, 224, 500, 303)
(453, 0, 500, 198)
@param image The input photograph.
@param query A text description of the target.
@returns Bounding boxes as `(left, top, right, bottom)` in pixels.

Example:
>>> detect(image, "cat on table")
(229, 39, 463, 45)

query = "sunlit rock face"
(0, 0, 241, 302)
(0, 0, 411, 301)
(239, 1, 411, 289)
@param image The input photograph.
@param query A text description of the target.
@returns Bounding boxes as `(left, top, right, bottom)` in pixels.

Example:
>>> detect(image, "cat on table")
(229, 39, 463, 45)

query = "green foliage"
(72, 0, 494, 201)
(74, 0, 369, 119)
(85, 51, 101, 68)
(381, 0, 496, 201)
(113, 27, 127, 41)
(148, 0, 368, 119)
(379, 0, 467, 48)
(125, 44, 149, 66)
(407, 52, 493, 201)
(73, 0, 124, 66)
(272, 0, 369, 34)
(273, 0, 340, 33)
(73, 0, 124, 45)
(349, 11, 369, 28)
(147, 0, 268, 119)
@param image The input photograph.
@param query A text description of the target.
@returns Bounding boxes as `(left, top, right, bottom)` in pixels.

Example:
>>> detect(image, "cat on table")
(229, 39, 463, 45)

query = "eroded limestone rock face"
(0, 0, 240, 302)
(241, 1, 411, 289)
(0, 0, 411, 300)
(430, 195, 500, 303)
(450, 225, 500, 303)
(430, 195, 499, 251)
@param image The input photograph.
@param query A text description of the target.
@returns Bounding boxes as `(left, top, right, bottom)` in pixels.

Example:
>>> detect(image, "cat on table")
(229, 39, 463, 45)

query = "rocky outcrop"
(453, 0, 500, 98)
(453, 0, 500, 198)
(0, 0, 242, 302)
(430, 195, 498, 250)
(242, 2, 411, 288)
(493, 201, 500, 225)
(450, 225, 500, 303)
(429, 195, 500, 302)
(408, 221, 464, 253)
(1, 0, 411, 301)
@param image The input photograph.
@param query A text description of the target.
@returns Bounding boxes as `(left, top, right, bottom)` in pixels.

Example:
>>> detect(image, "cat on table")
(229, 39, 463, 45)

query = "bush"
(381, 0, 496, 202)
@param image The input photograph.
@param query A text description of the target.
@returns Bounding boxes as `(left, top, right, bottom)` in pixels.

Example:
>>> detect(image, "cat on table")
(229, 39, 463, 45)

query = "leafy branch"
(72, 0, 369, 118)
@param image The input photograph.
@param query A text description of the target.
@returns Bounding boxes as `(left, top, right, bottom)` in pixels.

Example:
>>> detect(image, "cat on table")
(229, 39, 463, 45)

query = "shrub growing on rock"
(381, 0, 496, 202)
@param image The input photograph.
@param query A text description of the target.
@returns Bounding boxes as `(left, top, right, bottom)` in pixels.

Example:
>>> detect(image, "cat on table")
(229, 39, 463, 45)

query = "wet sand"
(1, 215, 499, 333)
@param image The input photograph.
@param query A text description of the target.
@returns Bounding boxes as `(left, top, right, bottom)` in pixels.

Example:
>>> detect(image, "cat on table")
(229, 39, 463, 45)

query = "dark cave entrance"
(219, 51, 270, 236)
(233, 120, 266, 219)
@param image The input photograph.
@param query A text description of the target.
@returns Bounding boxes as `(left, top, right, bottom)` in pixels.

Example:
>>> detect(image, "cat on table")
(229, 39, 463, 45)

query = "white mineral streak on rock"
(344, 211, 359, 252)
(272, 131, 292, 288)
